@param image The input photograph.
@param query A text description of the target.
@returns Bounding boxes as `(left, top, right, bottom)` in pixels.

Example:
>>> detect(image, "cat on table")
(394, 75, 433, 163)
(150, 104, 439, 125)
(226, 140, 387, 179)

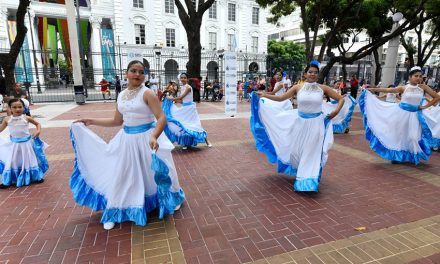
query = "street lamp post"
(117, 35, 123, 78)
(27, 7, 42, 93)
(154, 46, 161, 89)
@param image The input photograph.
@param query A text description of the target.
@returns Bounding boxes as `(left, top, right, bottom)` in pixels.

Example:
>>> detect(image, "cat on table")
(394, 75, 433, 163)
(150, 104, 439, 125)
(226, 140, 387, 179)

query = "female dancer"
(422, 92, 440, 150)
(359, 66, 440, 164)
(0, 98, 48, 188)
(251, 61, 344, 192)
(162, 73, 212, 149)
(322, 93, 357, 134)
(264, 70, 293, 111)
(70, 60, 185, 230)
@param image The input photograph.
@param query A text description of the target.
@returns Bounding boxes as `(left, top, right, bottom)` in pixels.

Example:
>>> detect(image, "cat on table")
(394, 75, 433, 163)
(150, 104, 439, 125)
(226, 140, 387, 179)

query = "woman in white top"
(359, 66, 440, 164)
(250, 61, 344, 192)
(162, 73, 212, 149)
(70, 60, 185, 230)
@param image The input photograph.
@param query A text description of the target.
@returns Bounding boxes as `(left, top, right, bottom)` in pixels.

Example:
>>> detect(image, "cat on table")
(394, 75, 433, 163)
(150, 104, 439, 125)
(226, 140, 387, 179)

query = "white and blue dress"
(423, 104, 440, 149)
(0, 115, 48, 187)
(69, 86, 185, 226)
(162, 85, 207, 146)
(322, 95, 357, 133)
(250, 82, 334, 192)
(359, 85, 432, 164)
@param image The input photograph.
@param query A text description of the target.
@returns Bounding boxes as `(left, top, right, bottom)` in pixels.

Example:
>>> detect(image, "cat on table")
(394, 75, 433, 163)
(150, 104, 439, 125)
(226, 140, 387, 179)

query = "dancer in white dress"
(359, 66, 440, 164)
(162, 73, 212, 149)
(422, 92, 440, 150)
(70, 60, 185, 230)
(250, 61, 344, 192)
(0, 98, 48, 188)
(322, 93, 357, 134)
(266, 70, 293, 111)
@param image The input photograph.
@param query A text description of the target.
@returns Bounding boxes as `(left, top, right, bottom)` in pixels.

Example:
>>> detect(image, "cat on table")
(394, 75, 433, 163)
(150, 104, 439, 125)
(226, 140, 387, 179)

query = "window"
(251, 37, 258, 53)
(228, 34, 234, 50)
(228, 3, 236, 22)
(209, 1, 217, 19)
(133, 0, 143, 8)
(353, 36, 359, 42)
(252, 7, 259, 25)
(135, 24, 145, 44)
(343, 38, 349, 43)
(165, 0, 174, 13)
(166, 28, 176, 47)
(209, 32, 217, 50)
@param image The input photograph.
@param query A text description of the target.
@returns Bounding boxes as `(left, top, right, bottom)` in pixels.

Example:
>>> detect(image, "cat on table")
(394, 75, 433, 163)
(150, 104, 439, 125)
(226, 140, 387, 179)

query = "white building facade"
(0, 0, 269, 88)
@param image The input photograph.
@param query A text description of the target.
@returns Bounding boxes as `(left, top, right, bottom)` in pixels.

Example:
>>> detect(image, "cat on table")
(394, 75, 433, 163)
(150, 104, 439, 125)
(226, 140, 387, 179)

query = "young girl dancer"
(162, 73, 212, 149)
(422, 92, 440, 150)
(0, 98, 48, 188)
(251, 61, 344, 192)
(359, 66, 440, 164)
(70, 60, 185, 230)
(322, 92, 357, 134)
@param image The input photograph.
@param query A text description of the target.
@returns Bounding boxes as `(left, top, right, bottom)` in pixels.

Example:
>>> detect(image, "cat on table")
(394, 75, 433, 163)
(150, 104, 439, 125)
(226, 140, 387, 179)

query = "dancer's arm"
(144, 89, 165, 151)
(257, 85, 297, 101)
(27, 116, 41, 138)
(168, 85, 191, 101)
(322, 85, 344, 119)
(0, 116, 8, 133)
(75, 105, 123, 127)
(419, 84, 440, 109)
(367, 86, 404, 93)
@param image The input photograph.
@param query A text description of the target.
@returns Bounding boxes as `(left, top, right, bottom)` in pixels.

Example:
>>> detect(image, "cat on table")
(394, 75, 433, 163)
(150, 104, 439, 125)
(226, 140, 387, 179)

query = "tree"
(257, 0, 440, 83)
(174, 0, 215, 78)
(267, 40, 306, 73)
(0, 0, 30, 95)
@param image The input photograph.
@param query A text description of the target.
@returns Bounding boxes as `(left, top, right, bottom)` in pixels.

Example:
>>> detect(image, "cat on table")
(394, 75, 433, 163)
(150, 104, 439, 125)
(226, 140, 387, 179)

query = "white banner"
(126, 50, 143, 64)
(224, 51, 238, 116)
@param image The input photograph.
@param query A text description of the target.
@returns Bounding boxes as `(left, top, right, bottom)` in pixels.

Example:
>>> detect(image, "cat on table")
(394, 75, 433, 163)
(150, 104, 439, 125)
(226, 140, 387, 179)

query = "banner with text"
(224, 51, 237, 116)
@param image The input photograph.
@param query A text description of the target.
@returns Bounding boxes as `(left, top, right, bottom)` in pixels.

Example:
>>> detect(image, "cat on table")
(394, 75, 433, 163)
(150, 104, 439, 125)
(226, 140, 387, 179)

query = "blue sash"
(298, 111, 322, 119)
(10, 135, 32, 143)
(123, 122, 156, 134)
(399, 102, 419, 112)
(182, 101, 194, 106)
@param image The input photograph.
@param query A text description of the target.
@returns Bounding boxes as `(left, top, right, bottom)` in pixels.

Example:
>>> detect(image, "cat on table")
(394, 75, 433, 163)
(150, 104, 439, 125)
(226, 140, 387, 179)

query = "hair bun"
(410, 66, 422, 72)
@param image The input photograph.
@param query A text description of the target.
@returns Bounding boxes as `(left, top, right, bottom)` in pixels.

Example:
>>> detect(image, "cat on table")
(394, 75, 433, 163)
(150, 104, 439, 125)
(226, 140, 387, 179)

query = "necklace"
(122, 85, 142, 101)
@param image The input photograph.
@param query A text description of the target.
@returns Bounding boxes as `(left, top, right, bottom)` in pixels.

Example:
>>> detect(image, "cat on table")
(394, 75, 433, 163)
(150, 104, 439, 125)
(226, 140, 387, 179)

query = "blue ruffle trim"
(333, 96, 357, 134)
(249, 92, 330, 192)
(430, 137, 440, 148)
(162, 98, 207, 146)
(0, 136, 48, 187)
(1, 167, 45, 187)
(69, 128, 185, 226)
(359, 91, 432, 164)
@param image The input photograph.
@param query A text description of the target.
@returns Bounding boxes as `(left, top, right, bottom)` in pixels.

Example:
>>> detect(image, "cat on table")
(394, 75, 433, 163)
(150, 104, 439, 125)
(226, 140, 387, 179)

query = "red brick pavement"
(1, 102, 439, 263)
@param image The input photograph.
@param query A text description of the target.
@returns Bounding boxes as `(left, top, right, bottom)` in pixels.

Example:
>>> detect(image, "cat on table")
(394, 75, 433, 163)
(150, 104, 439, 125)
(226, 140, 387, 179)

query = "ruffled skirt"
(423, 105, 440, 148)
(322, 95, 357, 133)
(162, 99, 207, 146)
(250, 94, 333, 192)
(69, 123, 185, 226)
(359, 90, 432, 164)
(0, 137, 48, 187)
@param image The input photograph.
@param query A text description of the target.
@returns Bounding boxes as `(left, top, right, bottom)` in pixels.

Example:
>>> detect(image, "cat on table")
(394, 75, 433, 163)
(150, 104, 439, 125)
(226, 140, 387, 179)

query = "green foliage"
(267, 40, 306, 70)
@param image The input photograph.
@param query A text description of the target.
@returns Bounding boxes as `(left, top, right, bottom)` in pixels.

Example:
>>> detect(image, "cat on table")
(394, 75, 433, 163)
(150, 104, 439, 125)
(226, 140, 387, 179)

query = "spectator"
(149, 73, 159, 95)
(349, 74, 359, 99)
(6, 83, 30, 116)
(269, 75, 276, 92)
(203, 77, 210, 100)
(98, 78, 111, 101)
(427, 76, 437, 89)
(115, 76, 122, 101)
(284, 75, 292, 89)
(258, 75, 266, 91)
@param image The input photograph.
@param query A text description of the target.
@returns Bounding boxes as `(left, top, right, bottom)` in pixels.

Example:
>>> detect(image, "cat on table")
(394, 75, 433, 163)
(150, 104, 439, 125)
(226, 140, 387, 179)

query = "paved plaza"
(0, 100, 439, 264)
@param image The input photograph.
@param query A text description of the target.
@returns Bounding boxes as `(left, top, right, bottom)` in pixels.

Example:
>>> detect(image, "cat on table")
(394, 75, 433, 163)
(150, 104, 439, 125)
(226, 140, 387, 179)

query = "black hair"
(126, 60, 145, 72)
(9, 98, 25, 107)
(304, 63, 320, 73)
(180, 72, 188, 78)
(409, 68, 422, 76)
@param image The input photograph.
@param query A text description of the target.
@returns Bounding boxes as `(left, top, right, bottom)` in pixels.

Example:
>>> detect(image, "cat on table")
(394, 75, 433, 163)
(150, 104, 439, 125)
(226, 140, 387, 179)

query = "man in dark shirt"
(115, 76, 122, 101)
(7, 83, 29, 116)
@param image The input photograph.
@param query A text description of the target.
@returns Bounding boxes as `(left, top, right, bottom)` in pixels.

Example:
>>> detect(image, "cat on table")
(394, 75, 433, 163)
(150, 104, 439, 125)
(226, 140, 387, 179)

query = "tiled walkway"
(0, 101, 439, 264)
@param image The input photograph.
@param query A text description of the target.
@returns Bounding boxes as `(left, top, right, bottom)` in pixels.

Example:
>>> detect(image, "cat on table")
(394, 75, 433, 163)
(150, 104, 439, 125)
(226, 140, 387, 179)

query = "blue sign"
(101, 28, 116, 83)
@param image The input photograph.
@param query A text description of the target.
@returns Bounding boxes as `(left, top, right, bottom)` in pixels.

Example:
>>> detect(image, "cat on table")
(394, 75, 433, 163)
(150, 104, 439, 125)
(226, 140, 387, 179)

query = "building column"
(0, 8, 8, 51)
(89, 15, 103, 86)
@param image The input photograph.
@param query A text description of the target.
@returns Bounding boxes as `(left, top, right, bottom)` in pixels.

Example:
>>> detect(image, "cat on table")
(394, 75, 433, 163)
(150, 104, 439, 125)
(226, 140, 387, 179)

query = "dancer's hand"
(32, 131, 40, 139)
(167, 96, 174, 101)
(256, 91, 265, 97)
(418, 105, 427, 110)
(149, 136, 159, 151)
(327, 111, 337, 119)
(74, 119, 93, 126)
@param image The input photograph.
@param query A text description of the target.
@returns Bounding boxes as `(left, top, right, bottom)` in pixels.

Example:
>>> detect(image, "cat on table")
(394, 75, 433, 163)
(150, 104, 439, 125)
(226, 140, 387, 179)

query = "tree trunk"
(186, 28, 202, 78)
(341, 63, 347, 81)
(319, 57, 337, 84)
(372, 48, 381, 86)
(0, 56, 16, 94)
